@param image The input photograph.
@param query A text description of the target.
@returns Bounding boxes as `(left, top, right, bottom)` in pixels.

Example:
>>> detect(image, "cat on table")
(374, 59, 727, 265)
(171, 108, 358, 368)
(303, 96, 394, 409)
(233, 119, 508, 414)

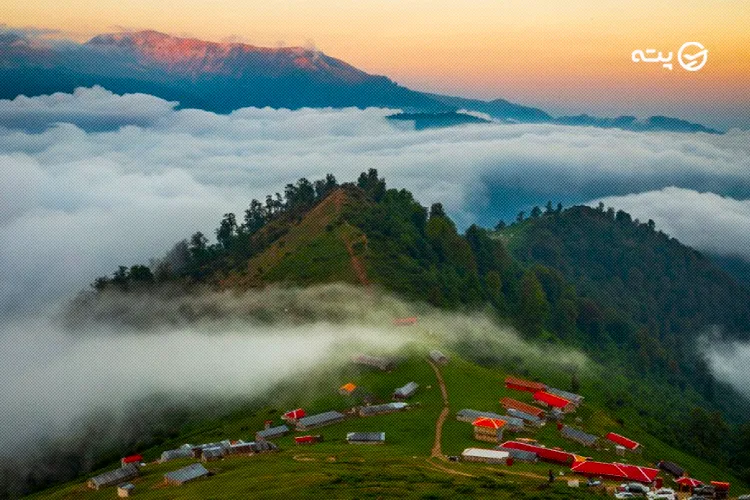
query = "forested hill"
(501, 204, 750, 346)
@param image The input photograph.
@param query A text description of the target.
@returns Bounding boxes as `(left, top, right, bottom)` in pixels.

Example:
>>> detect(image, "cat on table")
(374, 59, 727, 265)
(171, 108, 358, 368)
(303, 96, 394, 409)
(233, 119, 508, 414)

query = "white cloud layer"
(2, 87, 750, 315)
(593, 188, 750, 261)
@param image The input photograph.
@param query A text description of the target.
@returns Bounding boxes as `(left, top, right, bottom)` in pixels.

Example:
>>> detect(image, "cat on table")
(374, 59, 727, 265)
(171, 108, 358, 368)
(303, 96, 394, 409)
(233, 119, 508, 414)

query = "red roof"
(676, 477, 702, 488)
(499, 397, 545, 417)
(122, 454, 143, 464)
(501, 441, 575, 464)
(295, 435, 316, 444)
(710, 481, 730, 491)
(472, 417, 506, 429)
(505, 376, 547, 393)
(533, 391, 572, 409)
(284, 408, 306, 420)
(606, 432, 640, 450)
(571, 461, 660, 483)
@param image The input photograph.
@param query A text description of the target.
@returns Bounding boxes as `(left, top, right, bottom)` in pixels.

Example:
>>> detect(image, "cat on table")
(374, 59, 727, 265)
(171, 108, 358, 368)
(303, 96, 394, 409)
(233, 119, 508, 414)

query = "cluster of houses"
(457, 375, 733, 497)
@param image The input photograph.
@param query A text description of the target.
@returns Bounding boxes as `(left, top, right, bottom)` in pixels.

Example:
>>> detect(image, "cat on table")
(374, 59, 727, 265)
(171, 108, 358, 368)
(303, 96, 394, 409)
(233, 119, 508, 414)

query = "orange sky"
(4, 0, 749, 128)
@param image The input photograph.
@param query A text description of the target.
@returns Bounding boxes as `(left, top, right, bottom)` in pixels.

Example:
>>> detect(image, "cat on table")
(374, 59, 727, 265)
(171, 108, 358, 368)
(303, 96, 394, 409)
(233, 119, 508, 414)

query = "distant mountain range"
(0, 30, 720, 133)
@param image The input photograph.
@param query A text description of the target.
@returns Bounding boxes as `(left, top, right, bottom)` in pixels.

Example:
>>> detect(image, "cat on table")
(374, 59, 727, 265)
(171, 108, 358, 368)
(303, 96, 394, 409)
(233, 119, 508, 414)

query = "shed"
(359, 402, 408, 417)
(87, 464, 139, 490)
(534, 391, 576, 413)
(461, 448, 510, 464)
(495, 446, 539, 463)
(296, 410, 346, 431)
(282, 408, 306, 423)
(547, 387, 584, 406)
(505, 376, 547, 393)
(347, 432, 385, 444)
(164, 463, 210, 486)
(560, 425, 598, 447)
(429, 350, 449, 365)
(658, 460, 685, 478)
(256, 424, 289, 441)
(393, 381, 419, 400)
(605, 432, 640, 452)
(117, 483, 135, 497)
(472, 417, 506, 443)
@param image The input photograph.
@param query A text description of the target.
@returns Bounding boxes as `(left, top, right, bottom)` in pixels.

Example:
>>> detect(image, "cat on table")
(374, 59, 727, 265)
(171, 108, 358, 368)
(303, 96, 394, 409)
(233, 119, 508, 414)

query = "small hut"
(393, 382, 419, 400)
(346, 432, 385, 444)
(117, 483, 135, 497)
(429, 350, 449, 365)
(164, 463, 210, 486)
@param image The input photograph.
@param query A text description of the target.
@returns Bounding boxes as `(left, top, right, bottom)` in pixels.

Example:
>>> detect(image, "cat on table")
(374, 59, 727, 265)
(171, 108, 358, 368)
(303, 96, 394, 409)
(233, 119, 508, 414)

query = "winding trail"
(427, 358, 449, 459)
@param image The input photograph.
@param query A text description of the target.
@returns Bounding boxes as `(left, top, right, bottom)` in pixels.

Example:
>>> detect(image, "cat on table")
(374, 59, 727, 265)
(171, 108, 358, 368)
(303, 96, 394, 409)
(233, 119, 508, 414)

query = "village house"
(456, 409, 524, 431)
(201, 446, 225, 462)
(534, 391, 576, 413)
(347, 432, 385, 444)
(506, 407, 545, 427)
(359, 402, 408, 417)
(295, 410, 346, 431)
(658, 460, 686, 478)
(164, 463, 210, 486)
(120, 455, 142, 468)
(560, 425, 598, 447)
(429, 350, 449, 365)
(500, 440, 577, 465)
(571, 461, 660, 484)
(353, 354, 396, 371)
(87, 464, 139, 490)
(393, 381, 419, 400)
(295, 435, 323, 445)
(339, 383, 357, 396)
(472, 417, 507, 444)
(505, 376, 547, 393)
(256, 424, 289, 441)
(494, 446, 539, 463)
(160, 444, 194, 462)
(500, 397, 546, 420)
(461, 448, 510, 464)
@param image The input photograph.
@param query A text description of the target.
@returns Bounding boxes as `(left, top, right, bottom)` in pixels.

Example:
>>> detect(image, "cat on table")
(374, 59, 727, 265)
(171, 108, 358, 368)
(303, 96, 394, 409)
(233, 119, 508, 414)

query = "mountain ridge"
(0, 29, 721, 133)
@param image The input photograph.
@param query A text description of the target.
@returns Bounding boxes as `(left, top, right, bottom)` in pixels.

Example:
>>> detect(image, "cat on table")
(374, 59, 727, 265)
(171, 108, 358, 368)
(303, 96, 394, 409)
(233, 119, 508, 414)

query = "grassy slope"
(30, 347, 747, 499)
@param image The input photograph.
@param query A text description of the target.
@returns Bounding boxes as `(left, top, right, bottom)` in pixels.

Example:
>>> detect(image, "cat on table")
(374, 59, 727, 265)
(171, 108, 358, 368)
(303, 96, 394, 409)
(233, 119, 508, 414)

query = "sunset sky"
(3, 0, 749, 128)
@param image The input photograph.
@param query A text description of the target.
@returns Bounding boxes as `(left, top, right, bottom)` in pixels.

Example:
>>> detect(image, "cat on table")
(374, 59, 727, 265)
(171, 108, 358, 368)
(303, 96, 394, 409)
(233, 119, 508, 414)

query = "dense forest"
(90, 169, 750, 483)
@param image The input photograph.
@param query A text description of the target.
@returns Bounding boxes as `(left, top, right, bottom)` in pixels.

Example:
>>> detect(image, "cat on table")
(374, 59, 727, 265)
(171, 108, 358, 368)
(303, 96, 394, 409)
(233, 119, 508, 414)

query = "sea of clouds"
(1, 87, 750, 453)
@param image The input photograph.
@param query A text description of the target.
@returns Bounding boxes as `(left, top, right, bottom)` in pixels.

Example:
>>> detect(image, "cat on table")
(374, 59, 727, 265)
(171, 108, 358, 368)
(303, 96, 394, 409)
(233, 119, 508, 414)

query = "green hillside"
(28, 347, 749, 499)
(68, 170, 750, 496)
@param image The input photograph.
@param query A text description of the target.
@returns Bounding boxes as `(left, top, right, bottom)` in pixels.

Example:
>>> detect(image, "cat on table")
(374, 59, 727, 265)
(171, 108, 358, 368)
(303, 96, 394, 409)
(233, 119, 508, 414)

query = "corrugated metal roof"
(164, 463, 210, 485)
(359, 402, 408, 416)
(160, 447, 193, 462)
(201, 446, 224, 459)
(506, 408, 543, 423)
(495, 446, 538, 462)
(256, 425, 289, 439)
(297, 410, 345, 428)
(561, 425, 598, 446)
(89, 464, 139, 488)
(347, 432, 385, 442)
(462, 448, 509, 460)
(500, 397, 545, 417)
(429, 350, 448, 362)
(394, 381, 419, 398)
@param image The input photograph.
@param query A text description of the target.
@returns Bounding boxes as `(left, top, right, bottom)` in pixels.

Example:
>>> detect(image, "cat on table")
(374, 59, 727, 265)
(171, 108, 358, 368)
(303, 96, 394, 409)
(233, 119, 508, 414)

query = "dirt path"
(427, 359, 449, 459)
(343, 235, 370, 287)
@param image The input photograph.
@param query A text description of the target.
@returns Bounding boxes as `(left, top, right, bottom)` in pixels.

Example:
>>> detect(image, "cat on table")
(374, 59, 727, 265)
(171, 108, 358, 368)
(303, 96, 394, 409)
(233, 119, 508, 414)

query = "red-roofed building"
(472, 417, 506, 443)
(500, 441, 575, 465)
(533, 391, 575, 412)
(282, 408, 306, 423)
(605, 432, 641, 452)
(571, 460, 660, 484)
(505, 376, 547, 393)
(500, 397, 546, 418)
(710, 481, 730, 492)
(676, 477, 702, 492)
(294, 435, 322, 445)
(121, 455, 143, 467)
